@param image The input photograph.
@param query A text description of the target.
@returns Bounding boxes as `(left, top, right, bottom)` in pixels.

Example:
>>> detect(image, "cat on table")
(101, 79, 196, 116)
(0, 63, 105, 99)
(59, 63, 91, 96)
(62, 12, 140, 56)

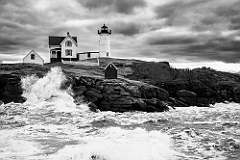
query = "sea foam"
(49, 127, 178, 160)
(21, 67, 88, 112)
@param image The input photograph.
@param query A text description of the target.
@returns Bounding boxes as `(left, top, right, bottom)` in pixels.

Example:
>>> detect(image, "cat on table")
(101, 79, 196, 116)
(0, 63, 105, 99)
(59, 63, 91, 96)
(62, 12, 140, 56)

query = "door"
(57, 51, 61, 62)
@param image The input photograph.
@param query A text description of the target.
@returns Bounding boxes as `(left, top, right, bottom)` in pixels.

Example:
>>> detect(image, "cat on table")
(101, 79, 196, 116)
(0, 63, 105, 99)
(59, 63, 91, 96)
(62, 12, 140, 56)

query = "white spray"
(21, 67, 87, 112)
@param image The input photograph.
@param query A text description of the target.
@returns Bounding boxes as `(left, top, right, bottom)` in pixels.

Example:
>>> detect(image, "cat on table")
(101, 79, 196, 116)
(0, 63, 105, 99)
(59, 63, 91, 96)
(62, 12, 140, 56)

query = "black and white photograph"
(0, 0, 240, 159)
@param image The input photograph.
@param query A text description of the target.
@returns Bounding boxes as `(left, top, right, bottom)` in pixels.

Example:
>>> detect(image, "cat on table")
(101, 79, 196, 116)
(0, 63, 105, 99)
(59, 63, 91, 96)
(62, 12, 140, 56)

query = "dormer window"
(65, 41, 72, 47)
(31, 54, 35, 60)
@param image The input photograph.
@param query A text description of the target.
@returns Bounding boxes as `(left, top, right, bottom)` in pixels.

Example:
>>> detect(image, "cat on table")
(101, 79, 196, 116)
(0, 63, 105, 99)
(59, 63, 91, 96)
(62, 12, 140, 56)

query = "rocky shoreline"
(69, 76, 170, 112)
(1, 69, 240, 112)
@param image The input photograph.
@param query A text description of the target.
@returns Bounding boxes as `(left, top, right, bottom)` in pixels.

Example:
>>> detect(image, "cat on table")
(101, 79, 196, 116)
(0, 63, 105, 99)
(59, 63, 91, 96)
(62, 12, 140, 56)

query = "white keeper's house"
(49, 24, 112, 63)
(23, 50, 44, 65)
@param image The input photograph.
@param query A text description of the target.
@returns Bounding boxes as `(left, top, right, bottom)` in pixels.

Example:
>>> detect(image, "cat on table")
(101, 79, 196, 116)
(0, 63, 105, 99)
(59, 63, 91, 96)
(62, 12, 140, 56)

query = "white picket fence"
(62, 60, 99, 66)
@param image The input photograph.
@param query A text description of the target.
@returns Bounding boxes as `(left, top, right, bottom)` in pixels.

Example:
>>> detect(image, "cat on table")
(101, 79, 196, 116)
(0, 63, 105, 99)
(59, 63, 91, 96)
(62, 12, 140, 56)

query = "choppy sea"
(0, 67, 240, 160)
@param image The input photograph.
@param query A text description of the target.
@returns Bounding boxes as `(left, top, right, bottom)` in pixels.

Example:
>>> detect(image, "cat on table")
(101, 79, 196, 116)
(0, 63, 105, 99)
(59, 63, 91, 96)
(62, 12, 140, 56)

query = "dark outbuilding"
(105, 62, 117, 79)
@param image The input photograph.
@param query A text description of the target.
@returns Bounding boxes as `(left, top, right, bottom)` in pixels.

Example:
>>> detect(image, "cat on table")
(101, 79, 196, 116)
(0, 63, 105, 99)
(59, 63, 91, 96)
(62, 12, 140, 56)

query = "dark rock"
(142, 86, 169, 100)
(125, 85, 142, 97)
(142, 98, 168, 111)
(99, 100, 112, 111)
(169, 97, 188, 107)
(143, 98, 159, 106)
(72, 86, 87, 97)
(103, 93, 122, 100)
(132, 99, 149, 111)
(233, 85, 240, 102)
(0, 74, 25, 103)
(88, 102, 99, 112)
(71, 76, 171, 112)
(160, 80, 189, 96)
(156, 87, 169, 100)
(155, 100, 169, 112)
(85, 89, 103, 99)
(86, 95, 99, 103)
(74, 95, 88, 105)
(177, 90, 197, 97)
(176, 90, 197, 106)
(197, 97, 210, 107)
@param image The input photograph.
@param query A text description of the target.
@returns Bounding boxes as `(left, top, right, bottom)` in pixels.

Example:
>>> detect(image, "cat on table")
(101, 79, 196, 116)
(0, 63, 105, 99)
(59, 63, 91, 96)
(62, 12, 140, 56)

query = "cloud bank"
(0, 0, 240, 67)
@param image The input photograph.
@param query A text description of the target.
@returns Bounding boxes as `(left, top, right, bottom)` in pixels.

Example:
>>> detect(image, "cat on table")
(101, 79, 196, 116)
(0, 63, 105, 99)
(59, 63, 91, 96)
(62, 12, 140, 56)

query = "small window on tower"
(31, 54, 35, 60)
(65, 49, 72, 56)
(106, 52, 109, 57)
(65, 41, 72, 47)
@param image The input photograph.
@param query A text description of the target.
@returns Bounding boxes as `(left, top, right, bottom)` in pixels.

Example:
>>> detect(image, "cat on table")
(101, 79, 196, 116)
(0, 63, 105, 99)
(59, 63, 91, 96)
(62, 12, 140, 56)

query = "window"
(31, 54, 35, 60)
(87, 52, 91, 58)
(106, 52, 109, 57)
(65, 49, 72, 56)
(52, 51, 57, 58)
(65, 41, 72, 47)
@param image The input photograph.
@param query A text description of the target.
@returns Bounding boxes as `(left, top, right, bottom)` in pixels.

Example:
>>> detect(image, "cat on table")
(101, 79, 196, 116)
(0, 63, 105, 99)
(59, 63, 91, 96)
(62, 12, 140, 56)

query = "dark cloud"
(154, 1, 181, 19)
(147, 36, 197, 45)
(213, 1, 240, 31)
(215, 4, 240, 17)
(216, 40, 240, 52)
(140, 31, 240, 63)
(79, 0, 146, 14)
(229, 17, 240, 30)
(153, 0, 211, 26)
(112, 22, 141, 36)
(176, 38, 240, 63)
(1, 0, 240, 67)
(200, 16, 220, 26)
(0, 21, 23, 30)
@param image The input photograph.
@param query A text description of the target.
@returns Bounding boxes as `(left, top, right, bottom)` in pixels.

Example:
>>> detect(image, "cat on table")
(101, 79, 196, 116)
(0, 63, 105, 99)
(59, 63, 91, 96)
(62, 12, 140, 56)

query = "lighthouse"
(98, 24, 111, 57)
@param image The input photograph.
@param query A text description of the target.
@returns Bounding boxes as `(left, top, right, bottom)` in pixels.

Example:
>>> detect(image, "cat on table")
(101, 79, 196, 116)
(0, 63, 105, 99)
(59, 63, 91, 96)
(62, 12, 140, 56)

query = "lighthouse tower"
(98, 24, 111, 57)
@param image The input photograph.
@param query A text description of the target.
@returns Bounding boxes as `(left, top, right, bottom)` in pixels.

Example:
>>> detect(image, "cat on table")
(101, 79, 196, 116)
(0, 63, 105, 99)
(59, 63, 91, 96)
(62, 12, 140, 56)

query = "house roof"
(49, 36, 77, 45)
(23, 50, 44, 62)
(105, 62, 117, 70)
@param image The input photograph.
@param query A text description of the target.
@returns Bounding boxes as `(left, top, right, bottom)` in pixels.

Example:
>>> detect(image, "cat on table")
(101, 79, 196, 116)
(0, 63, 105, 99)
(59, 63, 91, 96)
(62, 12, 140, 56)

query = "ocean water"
(0, 67, 240, 160)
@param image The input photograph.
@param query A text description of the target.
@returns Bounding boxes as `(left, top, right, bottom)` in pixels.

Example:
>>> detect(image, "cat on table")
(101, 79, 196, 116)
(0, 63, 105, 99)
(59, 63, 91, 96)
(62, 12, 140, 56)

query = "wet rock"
(0, 74, 25, 103)
(233, 85, 240, 102)
(88, 102, 99, 112)
(72, 76, 170, 112)
(176, 90, 197, 106)
(169, 97, 188, 107)
(125, 85, 142, 97)
(86, 88, 103, 99)
(142, 86, 169, 100)
(72, 86, 87, 97)
(197, 97, 210, 107)
(74, 95, 88, 105)
(142, 98, 168, 111)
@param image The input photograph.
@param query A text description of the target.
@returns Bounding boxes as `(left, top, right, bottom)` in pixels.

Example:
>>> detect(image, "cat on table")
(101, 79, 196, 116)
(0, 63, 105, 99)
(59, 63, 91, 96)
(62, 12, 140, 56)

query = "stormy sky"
(1, 0, 240, 71)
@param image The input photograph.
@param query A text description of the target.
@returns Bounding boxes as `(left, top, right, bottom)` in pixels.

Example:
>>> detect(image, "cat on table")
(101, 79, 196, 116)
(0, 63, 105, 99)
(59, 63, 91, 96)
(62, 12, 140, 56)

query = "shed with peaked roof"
(105, 62, 117, 79)
(23, 50, 44, 65)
